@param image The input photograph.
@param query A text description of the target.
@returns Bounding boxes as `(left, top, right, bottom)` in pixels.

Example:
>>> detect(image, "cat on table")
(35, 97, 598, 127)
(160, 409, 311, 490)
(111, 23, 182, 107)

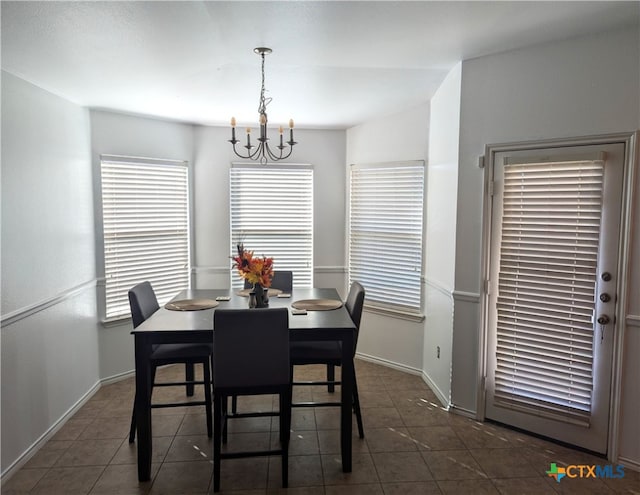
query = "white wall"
(90, 110, 195, 380)
(452, 28, 640, 463)
(191, 126, 347, 292)
(423, 63, 461, 403)
(346, 103, 429, 373)
(1, 72, 100, 476)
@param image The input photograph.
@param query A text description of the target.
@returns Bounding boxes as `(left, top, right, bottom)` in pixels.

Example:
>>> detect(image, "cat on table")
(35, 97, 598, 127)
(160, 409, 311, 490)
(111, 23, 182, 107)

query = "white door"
(485, 142, 625, 453)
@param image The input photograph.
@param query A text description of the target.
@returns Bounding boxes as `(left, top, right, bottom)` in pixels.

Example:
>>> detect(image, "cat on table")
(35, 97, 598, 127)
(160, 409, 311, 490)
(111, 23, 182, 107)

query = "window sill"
(364, 304, 425, 323)
(101, 316, 132, 328)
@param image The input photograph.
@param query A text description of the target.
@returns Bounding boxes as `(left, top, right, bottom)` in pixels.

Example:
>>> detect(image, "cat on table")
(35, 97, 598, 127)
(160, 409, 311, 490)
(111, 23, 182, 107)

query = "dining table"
(132, 287, 356, 482)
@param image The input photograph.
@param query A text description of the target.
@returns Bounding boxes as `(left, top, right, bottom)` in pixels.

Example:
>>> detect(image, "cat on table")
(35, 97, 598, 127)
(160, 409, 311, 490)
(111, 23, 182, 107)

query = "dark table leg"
(134, 335, 153, 481)
(340, 331, 354, 472)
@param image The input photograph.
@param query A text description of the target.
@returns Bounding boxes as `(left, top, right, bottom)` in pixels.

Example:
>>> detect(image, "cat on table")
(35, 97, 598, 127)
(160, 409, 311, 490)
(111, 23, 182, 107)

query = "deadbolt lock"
(601, 272, 612, 282)
(599, 293, 611, 303)
(597, 315, 611, 325)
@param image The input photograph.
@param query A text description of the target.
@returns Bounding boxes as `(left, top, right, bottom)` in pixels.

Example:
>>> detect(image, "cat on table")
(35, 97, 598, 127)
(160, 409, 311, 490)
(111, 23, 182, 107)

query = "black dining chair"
(212, 307, 291, 492)
(289, 281, 366, 438)
(128, 281, 213, 443)
(243, 270, 293, 292)
(232, 270, 294, 414)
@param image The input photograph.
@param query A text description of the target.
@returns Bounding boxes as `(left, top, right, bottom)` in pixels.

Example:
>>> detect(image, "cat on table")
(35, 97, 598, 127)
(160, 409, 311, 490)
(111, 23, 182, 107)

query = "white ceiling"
(2, 1, 638, 129)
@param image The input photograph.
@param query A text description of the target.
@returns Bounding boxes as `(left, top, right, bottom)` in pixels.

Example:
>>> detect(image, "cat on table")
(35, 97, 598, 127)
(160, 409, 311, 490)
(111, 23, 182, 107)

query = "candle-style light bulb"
(230, 117, 236, 128)
(278, 125, 284, 134)
(259, 114, 266, 126)
(288, 119, 295, 145)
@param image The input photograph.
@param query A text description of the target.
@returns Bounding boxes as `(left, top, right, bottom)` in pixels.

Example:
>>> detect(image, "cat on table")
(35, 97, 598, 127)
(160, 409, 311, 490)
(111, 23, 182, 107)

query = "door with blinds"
(485, 142, 625, 453)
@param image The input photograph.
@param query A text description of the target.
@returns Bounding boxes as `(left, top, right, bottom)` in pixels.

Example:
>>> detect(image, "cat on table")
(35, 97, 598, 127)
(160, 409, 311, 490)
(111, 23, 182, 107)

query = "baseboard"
(420, 371, 451, 409)
(355, 352, 422, 376)
(1, 379, 101, 484)
(618, 456, 640, 473)
(100, 369, 135, 386)
(448, 403, 479, 420)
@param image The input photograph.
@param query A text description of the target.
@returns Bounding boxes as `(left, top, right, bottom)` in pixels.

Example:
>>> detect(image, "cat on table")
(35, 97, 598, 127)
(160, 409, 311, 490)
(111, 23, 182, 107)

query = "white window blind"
(349, 161, 425, 313)
(100, 155, 190, 320)
(229, 164, 313, 288)
(494, 158, 604, 425)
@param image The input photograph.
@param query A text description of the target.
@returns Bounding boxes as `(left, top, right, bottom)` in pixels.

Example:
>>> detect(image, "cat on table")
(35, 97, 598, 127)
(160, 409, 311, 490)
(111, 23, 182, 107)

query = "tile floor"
(3, 360, 639, 494)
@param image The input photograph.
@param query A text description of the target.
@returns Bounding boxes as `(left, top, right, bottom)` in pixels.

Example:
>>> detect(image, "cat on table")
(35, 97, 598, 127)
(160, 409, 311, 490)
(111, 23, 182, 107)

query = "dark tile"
(150, 460, 212, 494)
(165, 434, 214, 462)
(321, 453, 379, 485)
(406, 426, 465, 451)
(365, 427, 419, 453)
(55, 438, 122, 467)
(437, 479, 499, 494)
(1, 468, 48, 494)
(325, 484, 384, 494)
(382, 481, 443, 495)
(361, 407, 404, 428)
(469, 448, 538, 478)
(372, 451, 433, 482)
(421, 450, 488, 480)
(110, 436, 173, 465)
(89, 463, 159, 494)
(79, 416, 130, 440)
(215, 457, 267, 491)
(268, 455, 324, 488)
(30, 466, 105, 494)
(492, 477, 557, 495)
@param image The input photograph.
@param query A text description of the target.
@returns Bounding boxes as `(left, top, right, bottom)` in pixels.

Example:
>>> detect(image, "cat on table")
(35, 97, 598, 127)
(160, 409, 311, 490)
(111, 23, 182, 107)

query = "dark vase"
(252, 284, 268, 308)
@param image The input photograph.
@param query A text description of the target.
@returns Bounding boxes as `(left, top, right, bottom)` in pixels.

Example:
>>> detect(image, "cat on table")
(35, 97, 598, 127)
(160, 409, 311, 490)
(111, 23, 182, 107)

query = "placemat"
(165, 299, 219, 311)
(237, 288, 283, 297)
(291, 299, 343, 311)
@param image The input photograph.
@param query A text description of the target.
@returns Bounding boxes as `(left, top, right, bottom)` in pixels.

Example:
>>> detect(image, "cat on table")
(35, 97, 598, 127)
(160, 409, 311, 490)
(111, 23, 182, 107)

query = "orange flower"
(232, 243, 273, 287)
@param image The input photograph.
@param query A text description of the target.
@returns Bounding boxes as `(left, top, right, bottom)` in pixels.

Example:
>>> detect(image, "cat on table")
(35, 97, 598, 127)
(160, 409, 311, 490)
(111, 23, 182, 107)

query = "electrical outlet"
(437, 346, 440, 359)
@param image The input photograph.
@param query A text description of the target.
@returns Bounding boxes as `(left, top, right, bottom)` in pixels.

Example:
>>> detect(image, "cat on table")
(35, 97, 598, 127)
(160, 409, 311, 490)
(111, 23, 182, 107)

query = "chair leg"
(185, 362, 195, 396)
(231, 395, 238, 414)
(327, 364, 335, 393)
(353, 375, 364, 439)
(280, 389, 291, 488)
(213, 393, 222, 493)
(203, 360, 213, 438)
(128, 403, 136, 443)
(222, 395, 229, 444)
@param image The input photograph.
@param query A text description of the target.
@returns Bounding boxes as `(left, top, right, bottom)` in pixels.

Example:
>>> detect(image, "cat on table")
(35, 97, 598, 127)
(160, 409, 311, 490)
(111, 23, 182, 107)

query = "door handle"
(597, 315, 610, 325)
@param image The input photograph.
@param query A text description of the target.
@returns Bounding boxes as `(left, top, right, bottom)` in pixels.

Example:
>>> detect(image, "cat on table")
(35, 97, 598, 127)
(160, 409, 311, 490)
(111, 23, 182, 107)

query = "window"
(100, 155, 190, 320)
(229, 163, 313, 288)
(348, 161, 425, 315)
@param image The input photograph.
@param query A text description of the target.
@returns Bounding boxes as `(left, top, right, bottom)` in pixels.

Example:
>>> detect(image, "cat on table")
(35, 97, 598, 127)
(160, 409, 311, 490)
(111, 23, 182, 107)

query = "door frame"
(477, 132, 637, 461)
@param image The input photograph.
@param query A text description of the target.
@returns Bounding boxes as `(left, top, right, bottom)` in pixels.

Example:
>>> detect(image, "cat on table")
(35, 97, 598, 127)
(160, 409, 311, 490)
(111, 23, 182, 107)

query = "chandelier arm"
(248, 142, 265, 161)
(231, 141, 252, 160)
(264, 143, 284, 161)
(278, 145, 295, 161)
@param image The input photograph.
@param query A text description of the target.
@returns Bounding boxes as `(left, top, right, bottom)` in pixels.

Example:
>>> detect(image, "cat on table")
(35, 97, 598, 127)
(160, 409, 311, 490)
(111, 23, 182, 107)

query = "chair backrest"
(345, 281, 365, 348)
(213, 308, 290, 390)
(272, 271, 293, 292)
(128, 281, 160, 328)
(243, 270, 293, 292)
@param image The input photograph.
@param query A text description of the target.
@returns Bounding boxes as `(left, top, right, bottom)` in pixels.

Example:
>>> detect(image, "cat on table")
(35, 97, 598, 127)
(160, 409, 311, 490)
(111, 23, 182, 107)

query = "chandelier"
(229, 47, 297, 165)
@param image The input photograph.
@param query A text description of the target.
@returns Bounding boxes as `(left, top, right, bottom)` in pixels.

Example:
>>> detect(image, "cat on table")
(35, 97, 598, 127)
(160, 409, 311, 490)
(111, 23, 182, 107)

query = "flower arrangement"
(232, 243, 273, 287)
